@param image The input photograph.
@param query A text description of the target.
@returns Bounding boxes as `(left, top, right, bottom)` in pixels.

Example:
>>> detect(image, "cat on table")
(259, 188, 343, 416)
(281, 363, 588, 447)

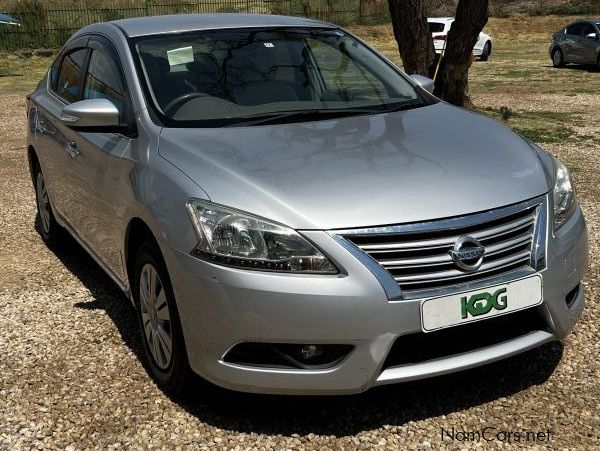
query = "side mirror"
(585, 32, 599, 40)
(61, 98, 120, 128)
(410, 75, 435, 94)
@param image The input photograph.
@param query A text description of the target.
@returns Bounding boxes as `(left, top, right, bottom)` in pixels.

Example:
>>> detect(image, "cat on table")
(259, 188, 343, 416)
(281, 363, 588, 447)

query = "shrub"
(11, 0, 47, 30)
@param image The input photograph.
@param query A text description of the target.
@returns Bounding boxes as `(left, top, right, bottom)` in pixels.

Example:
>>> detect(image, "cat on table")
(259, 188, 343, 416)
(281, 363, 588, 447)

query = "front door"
(34, 42, 90, 227)
(65, 36, 136, 280)
(578, 23, 599, 64)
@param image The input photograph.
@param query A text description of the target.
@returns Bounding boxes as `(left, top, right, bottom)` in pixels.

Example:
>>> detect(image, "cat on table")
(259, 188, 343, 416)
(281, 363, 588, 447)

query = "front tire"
(552, 48, 565, 68)
(34, 165, 60, 246)
(480, 41, 491, 61)
(134, 243, 191, 395)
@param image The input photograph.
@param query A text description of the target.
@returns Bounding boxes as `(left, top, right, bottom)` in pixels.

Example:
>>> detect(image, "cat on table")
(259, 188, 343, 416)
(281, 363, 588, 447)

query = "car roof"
(110, 13, 332, 38)
(569, 19, 600, 26)
(427, 17, 454, 23)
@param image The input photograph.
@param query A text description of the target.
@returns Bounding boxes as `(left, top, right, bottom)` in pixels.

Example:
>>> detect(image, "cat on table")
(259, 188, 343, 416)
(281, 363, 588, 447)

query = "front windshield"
(134, 27, 426, 126)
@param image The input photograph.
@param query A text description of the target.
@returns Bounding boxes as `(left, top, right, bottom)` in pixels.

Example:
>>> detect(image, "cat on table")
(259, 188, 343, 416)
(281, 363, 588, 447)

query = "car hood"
(159, 102, 554, 230)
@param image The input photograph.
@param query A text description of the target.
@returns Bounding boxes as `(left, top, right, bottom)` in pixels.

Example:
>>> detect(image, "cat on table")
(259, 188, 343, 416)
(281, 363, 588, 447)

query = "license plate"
(420, 275, 543, 332)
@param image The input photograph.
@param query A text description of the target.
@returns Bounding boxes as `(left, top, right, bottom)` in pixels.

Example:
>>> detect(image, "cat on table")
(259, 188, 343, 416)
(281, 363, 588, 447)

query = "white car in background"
(428, 17, 493, 61)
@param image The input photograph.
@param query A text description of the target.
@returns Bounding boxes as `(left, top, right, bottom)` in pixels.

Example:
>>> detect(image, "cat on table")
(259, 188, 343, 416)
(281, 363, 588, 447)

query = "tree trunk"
(434, 0, 489, 106)
(388, 0, 435, 77)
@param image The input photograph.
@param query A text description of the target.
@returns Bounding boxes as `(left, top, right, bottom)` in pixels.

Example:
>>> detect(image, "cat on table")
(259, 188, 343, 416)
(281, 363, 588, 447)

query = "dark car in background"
(550, 19, 600, 68)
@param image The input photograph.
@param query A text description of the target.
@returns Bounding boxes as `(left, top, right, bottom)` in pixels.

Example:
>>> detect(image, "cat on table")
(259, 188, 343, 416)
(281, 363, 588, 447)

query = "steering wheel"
(163, 92, 208, 116)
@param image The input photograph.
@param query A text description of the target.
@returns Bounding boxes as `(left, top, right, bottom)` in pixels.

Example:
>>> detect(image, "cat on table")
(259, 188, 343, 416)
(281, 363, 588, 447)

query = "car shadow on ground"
(545, 64, 600, 73)
(45, 221, 563, 437)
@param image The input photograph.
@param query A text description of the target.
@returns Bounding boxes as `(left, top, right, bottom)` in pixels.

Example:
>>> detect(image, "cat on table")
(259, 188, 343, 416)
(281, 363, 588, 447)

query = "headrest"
(140, 52, 170, 78)
(187, 52, 220, 75)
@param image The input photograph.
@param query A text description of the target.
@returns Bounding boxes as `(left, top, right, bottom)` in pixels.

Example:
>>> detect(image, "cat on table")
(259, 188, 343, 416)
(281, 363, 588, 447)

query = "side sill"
(55, 211, 131, 299)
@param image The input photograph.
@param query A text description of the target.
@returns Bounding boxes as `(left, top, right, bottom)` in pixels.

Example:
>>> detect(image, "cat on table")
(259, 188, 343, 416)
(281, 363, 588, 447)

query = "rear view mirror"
(410, 75, 435, 94)
(61, 99, 120, 128)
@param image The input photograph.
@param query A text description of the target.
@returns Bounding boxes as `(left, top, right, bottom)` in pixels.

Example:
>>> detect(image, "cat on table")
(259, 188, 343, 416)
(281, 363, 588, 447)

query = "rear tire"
(480, 42, 491, 61)
(134, 242, 191, 395)
(552, 48, 565, 68)
(33, 164, 60, 246)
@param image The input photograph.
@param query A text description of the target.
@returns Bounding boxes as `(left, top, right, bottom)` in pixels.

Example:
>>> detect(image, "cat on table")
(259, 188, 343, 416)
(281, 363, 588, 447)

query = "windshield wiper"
(224, 108, 381, 127)
(224, 100, 426, 127)
(385, 99, 427, 113)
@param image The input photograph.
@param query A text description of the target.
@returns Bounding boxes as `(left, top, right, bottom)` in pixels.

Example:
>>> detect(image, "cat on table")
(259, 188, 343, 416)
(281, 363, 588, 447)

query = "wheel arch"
(124, 217, 162, 300)
(552, 45, 563, 56)
(27, 145, 39, 185)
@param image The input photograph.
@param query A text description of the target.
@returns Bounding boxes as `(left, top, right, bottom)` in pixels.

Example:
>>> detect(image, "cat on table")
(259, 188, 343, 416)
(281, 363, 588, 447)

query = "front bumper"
(162, 203, 588, 395)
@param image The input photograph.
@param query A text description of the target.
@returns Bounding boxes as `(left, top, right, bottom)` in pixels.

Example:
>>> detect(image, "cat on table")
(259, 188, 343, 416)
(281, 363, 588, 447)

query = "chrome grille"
(338, 198, 546, 296)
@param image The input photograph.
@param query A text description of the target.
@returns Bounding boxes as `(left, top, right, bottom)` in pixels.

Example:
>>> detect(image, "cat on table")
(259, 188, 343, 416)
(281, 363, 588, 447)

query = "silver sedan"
(26, 14, 588, 395)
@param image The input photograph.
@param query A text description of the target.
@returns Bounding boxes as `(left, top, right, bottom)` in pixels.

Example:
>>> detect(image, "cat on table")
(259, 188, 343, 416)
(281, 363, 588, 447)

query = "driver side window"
(83, 48, 126, 121)
(580, 23, 597, 39)
(55, 48, 88, 103)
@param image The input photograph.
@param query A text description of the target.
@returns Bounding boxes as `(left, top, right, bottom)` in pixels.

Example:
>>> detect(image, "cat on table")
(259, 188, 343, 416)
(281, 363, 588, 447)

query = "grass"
(0, 53, 54, 94)
(569, 87, 600, 94)
(480, 108, 580, 123)
(563, 155, 585, 174)
(512, 125, 577, 143)
(479, 108, 593, 144)
(504, 69, 534, 79)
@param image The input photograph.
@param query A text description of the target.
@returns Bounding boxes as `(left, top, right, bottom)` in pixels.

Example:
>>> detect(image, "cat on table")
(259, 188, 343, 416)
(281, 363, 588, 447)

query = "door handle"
(36, 118, 47, 134)
(66, 140, 80, 158)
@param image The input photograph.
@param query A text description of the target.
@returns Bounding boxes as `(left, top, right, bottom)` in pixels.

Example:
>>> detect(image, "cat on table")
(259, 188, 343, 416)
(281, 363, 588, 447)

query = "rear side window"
(428, 22, 445, 33)
(55, 48, 88, 103)
(83, 49, 126, 119)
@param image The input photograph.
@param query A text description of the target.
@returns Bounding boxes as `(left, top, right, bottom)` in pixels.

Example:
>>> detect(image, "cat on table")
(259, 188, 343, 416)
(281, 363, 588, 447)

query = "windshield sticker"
(167, 46, 194, 67)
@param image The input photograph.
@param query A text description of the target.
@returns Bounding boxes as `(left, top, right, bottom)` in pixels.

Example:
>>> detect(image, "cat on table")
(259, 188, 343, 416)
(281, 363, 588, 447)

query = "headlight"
(186, 199, 338, 274)
(552, 158, 576, 230)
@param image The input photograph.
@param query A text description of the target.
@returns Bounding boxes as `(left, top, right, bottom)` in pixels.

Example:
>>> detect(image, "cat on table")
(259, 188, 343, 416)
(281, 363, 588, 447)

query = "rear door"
(67, 35, 135, 279)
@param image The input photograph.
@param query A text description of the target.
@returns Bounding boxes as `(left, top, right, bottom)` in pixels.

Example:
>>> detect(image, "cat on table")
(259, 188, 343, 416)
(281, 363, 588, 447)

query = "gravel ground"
(1, 63, 599, 451)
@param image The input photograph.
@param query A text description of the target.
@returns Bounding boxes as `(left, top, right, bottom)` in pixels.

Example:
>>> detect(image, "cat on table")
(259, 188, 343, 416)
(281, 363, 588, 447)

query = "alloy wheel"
(481, 42, 491, 61)
(36, 172, 51, 234)
(139, 263, 173, 370)
(553, 49, 563, 67)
